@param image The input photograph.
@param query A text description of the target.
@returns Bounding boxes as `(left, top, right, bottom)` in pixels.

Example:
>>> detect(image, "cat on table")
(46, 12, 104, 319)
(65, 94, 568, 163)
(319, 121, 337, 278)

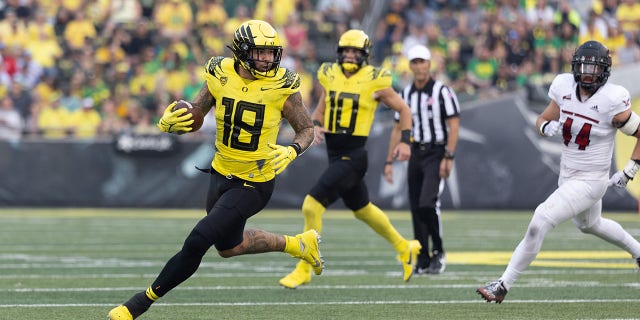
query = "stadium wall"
(2, 89, 638, 211)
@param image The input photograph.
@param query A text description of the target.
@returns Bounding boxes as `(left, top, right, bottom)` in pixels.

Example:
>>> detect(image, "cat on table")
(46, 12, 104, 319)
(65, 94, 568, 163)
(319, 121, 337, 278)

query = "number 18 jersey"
(548, 73, 631, 179)
(203, 56, 301, 182)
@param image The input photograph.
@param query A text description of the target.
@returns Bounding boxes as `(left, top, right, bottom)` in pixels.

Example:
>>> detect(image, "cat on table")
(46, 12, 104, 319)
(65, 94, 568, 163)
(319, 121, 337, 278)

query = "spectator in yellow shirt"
(224, 4, 251, 37)
(60, 0, 83, 12)
(26, 10, 55, 42)
(200, 24, 225, 56)
(63, 10, 97, 51)
(381, 42, 411, 90)
(69, 97, 102, 139)
(158, 49, 190, 100)
(0, 9, 28, 49)
(254, 0, 295, 27)
(617, 0, 640, 42)
(196, 0, 228, 29)
(25, 31, 63, 77)
(129, 63, 158, 97)
(153, 0, 193, 39)
(37, 94, 71, 139)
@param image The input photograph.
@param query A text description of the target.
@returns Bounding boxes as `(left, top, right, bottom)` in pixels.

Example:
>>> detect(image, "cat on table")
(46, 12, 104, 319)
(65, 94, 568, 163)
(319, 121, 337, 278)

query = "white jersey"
(548, 73, 630, 180)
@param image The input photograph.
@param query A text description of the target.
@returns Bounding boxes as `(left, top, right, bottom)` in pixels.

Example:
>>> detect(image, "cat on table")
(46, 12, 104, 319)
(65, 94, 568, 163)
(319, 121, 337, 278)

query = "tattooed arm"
(282, 91, 314, 153)
(191, 83, 216, 115)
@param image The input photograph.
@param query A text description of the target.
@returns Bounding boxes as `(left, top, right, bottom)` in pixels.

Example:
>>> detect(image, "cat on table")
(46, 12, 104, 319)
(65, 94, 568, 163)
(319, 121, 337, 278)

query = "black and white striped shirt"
(395, 78, 460, 144)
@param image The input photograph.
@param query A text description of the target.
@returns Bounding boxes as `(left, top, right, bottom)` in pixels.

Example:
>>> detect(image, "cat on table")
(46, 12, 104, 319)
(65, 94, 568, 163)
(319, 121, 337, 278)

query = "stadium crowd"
(0, 0, 639, 141)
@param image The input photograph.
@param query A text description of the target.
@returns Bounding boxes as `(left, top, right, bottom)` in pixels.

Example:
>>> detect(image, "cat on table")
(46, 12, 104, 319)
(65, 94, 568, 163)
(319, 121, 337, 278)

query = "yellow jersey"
(203, 56, 301, 182)
(69, 108, 102, 138)
(317, 63, 392, 137)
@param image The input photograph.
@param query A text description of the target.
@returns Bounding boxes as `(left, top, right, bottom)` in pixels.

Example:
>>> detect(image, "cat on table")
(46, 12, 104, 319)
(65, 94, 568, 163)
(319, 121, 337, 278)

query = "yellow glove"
(157, 101, 194, 134)
(268, 143, 298, 175)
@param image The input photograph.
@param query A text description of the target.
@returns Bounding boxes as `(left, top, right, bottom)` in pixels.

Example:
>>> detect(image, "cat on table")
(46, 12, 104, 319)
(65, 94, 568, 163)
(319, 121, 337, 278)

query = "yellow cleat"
(279, 260, 312, 289)
(397, 240, 422, 282)
(108, 305, 133, 320)
(290, 229, 324, 275)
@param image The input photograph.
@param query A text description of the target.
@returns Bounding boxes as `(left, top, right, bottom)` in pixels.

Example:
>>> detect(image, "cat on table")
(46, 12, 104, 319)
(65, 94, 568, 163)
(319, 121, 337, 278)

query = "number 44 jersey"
(549, 73, 631, 179)
(204, 56, 301, 182)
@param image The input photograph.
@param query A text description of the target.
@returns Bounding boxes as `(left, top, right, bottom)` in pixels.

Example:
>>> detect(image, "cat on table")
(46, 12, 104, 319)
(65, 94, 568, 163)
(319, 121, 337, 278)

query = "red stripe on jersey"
(574, 113, 600, 124)
(561, 110, 599, 124)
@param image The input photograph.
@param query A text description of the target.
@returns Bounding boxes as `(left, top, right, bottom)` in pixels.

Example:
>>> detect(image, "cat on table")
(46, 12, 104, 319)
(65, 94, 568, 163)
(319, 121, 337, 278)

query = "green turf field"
(1, 208, 639, 320)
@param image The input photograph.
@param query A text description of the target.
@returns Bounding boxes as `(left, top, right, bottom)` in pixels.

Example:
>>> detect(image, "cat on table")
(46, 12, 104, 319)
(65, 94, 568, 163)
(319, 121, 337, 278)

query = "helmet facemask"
(571, 41, 611, 92)
(230, 20, 283, 79)
(237, 43, 282, 78)
(337, 29, 371, 73)
(337, 47, 368, 73)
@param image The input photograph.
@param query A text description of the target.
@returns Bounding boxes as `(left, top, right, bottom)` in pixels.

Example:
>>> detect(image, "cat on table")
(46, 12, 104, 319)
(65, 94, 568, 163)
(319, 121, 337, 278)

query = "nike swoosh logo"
(243, 182, 254, 188)
(310, 254, 320, 266)
(260, 87, 271, 91)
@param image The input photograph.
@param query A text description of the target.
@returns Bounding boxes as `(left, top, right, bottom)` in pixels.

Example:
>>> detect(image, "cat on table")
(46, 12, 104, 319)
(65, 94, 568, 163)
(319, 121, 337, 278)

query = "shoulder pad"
(205, 56, 225, 77)
(549, 73, 574, 95)
(318, 63, 334, 76)
(281, 69, 301, 90)
(371, 66, 392, 79)
(354, 65, 391, 82)
(604, 83, 631, 101)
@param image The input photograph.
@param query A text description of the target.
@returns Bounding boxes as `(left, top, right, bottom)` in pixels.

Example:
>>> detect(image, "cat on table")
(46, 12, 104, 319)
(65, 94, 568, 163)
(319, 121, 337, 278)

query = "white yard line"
(2, 281, 639, 293)
(2, 299, 640, 308)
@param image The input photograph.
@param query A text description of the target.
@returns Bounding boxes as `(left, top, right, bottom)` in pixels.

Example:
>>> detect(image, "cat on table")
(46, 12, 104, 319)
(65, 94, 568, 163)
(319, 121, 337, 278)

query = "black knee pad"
(182, 228, 214, 257)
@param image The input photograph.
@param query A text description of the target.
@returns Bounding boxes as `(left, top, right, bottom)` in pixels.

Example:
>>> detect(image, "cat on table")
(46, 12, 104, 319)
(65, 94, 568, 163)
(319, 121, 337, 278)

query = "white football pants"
(500, 178, 640, 290)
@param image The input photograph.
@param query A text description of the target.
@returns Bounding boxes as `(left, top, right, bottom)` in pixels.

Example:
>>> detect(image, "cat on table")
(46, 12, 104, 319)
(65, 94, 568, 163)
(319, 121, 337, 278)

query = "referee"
(384, 44, 460, 275)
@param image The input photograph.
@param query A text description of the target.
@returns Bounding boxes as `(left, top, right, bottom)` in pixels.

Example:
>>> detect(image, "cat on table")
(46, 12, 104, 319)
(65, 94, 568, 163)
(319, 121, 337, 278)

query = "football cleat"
(279, 260, 312, 289)
(108, 305, 133, 320)
(397, 240, 422, 282)
(426, 251, 446, 274)
(414, 266, 429, 275)
(291, 229, 324, 275)
(477, 280, 508, 303)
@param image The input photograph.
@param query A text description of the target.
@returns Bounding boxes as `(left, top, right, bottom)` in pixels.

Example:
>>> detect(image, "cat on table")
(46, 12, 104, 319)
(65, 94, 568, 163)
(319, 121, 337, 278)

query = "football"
(172, 100, 204, 131)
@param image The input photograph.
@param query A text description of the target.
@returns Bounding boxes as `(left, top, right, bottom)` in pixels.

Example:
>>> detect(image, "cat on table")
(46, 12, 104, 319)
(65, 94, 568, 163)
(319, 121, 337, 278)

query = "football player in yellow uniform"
(279, 29, 422, 289)
(108, 20, 321, 320)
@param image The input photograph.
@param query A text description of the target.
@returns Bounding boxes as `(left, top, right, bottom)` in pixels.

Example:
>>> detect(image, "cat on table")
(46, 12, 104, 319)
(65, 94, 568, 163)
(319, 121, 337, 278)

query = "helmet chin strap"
(580, 82, 594, 90)
(577, 82, 598, 101)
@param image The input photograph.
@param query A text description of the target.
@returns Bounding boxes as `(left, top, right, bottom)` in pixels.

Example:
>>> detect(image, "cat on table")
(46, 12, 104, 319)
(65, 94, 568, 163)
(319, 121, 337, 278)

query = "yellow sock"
(283, 195, 325, 256)
(354, 202, 406, 251)
(145, 287, 159, 301)
(302, 195, 325, 234)
(283, 235, 301, 256)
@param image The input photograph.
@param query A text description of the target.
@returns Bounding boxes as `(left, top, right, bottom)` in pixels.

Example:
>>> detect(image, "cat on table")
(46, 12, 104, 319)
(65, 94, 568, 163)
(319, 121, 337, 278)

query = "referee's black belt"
(411, 141, 445, 151)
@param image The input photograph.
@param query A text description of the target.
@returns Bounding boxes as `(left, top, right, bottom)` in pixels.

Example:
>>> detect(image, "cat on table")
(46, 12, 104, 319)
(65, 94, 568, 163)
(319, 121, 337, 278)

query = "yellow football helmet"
(337, 29, 371, 73)
(229, 20, 283, 78)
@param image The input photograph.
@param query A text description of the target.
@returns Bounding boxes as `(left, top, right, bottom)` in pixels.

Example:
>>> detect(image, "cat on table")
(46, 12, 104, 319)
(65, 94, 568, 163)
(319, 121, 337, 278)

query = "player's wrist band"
(400, 130, 411, 144)
(623, 159, 640, 180)
(384, 161, 393, 166)
(539, 121, 550, 135)
(313, 120, 322, 127)
(288, 143, 302, 156)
